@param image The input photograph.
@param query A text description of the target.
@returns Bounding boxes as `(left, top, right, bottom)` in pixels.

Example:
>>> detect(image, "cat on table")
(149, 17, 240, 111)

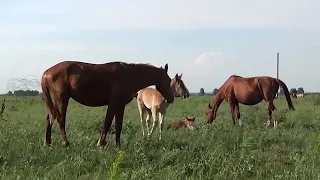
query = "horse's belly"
(235, 91, 263, 105)
(70, 87, 110, 107)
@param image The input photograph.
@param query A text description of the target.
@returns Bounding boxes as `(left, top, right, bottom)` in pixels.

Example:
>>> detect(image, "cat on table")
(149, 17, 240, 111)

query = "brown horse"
(41, 60, 174, 149)
(136, 73, 189, 140)
(206, 75, 295, 127)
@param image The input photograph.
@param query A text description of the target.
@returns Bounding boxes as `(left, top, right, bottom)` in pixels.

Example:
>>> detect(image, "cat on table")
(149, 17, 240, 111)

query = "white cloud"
(193, 52, 223, 68)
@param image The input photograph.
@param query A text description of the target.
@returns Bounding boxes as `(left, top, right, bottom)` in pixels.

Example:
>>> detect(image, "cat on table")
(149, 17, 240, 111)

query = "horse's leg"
(158, 110, 166, 140)
(55, 97, 70, 147)
(229, 103, 236, 124)
(97, 105, 116, 148)
(227, 89, 236, 125)
(266, 101, 277, 128)
(149, 107, 157, 136)
(45, 114, 54, 146)
(137, 102, 146, 136)
(235, 103, 242, 126)
(145, 109, 152, 135)
(114, 105, 125, 148)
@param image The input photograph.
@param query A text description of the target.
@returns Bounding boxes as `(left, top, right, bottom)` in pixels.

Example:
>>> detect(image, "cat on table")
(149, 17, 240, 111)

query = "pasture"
(1, 95, 320, 179)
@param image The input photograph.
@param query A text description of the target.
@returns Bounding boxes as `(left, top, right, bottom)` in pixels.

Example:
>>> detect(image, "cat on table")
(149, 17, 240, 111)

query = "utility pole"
(277, 52, 279, 80)
(276, 52, 280, 98)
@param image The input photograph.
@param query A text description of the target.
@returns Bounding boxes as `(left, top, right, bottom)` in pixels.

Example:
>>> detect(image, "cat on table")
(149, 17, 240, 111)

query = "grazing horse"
(136, 73, 189, 140)
(167, 116, 196, 130)
(41, 61, 174, 149)
(296, 93, 304, 98)
(205, 75, 295, 127)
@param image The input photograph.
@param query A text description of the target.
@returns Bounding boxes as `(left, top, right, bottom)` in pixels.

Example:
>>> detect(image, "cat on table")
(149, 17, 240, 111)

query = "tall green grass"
(0, 95, 319, 179)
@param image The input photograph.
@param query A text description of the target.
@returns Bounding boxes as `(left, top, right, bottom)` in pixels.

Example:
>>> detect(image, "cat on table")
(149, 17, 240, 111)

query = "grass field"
(1, 95, 320, 179)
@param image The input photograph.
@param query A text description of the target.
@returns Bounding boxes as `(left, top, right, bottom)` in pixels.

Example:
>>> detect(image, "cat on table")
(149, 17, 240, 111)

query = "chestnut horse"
(41, 61, 174, 149)
(206, 75, 295, 127)
(136, 73, 189, 140)
(167, 116, 196, 130)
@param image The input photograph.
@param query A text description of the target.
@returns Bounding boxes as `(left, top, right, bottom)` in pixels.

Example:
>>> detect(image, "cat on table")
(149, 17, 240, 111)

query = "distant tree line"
(197, 88, 219, 96)
(6, 90, 40, 96)
(279, 87, 304, 96)
(196, 87, 306, 97)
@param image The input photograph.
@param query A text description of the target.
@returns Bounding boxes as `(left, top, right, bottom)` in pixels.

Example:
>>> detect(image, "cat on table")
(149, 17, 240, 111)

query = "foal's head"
(171, 73, 189, 98)
(156, 64, 175, 103)
(184, 116, 196, 130)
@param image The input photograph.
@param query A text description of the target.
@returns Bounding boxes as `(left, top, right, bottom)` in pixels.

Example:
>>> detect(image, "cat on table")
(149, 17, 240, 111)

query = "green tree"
(212, 88, 219, 95)
(297, 87, 304, 94)
(199, 88, 205, 96)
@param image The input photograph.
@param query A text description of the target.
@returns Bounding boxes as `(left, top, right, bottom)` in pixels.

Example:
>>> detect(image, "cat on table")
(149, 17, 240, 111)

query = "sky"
(0, 0, 319, 93)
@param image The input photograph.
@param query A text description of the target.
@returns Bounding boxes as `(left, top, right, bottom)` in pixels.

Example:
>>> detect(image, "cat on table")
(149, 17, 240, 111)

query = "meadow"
(0, 95, 320, 180)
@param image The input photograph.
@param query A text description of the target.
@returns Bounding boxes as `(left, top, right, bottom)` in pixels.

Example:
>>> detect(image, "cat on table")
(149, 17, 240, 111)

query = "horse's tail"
(276, 79, 295, 111)
(41, 73, 58, 119)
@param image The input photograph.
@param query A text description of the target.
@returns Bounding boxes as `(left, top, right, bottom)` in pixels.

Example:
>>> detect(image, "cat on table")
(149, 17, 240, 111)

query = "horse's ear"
(164, 64, 168, 73)
(208, 103, 211, 108)
(175, 73, 179, 79)
(179, 73, 183, 79)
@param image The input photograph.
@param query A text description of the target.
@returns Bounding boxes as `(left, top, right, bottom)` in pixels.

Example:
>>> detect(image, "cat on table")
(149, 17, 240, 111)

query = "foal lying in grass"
(167, 116, 196, 130)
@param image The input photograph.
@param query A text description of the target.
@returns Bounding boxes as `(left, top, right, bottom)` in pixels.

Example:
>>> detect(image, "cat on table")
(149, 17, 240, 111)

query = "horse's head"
(205, 103, 216, 123)
(171, 73, 189, 98)
(185, 116, 195, 130)
(156, 64, 174, 103)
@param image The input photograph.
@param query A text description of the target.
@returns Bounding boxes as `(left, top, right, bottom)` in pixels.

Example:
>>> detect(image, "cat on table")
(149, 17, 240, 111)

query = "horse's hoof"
(62, 141, 70, 147)
(96, 139, 101, 147)
(44, 142, 52, 147)
(97, 139, 106, 149)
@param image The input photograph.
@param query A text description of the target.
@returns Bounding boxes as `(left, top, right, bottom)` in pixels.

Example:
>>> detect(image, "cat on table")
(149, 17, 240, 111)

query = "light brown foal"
(167, 116, 196, 130)
(136, 73, 189, 140)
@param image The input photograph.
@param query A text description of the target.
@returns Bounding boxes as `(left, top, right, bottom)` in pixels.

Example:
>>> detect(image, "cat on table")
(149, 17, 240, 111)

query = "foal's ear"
(175, 73, 179, 79)
(179, 73, 183, 79)
(164, 63, 168, 73)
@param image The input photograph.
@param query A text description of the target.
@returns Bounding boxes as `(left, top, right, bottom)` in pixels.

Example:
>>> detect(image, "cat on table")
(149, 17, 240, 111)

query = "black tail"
(276, 79, 295, 111)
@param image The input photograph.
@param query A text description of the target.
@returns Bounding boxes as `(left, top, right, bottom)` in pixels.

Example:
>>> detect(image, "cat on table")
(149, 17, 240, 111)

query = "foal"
(167, 116, 196, 130)
(136, 73, 189, 140)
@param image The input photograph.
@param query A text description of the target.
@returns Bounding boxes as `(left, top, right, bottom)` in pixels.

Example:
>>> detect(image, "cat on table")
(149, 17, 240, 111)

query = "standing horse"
(205, 75, 295, 127)
(136, 73, 189, 140)
(41, 61, 174, 149)
(296, 93, 304, 98)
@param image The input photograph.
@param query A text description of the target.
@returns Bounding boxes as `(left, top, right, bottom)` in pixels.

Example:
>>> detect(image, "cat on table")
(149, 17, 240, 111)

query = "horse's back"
(137, 88, 165, 109)
(42, 61, 125, 106)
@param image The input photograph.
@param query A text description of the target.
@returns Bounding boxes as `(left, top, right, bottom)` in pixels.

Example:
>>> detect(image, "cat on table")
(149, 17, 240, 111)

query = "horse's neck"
(213, 92, 224, 113)
(130, 69, 161, 92)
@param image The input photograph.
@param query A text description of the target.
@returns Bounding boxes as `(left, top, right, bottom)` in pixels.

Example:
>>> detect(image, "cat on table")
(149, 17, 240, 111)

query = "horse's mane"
(230, 74, 243, 78)
(115, 61, 159, 69)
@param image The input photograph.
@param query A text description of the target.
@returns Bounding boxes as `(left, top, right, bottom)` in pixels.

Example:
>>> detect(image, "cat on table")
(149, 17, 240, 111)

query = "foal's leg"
(115, 105, 125, 148)
(149, 107, 158, 136)
(137, 102, 146, 136)
(145, 109, 152, 135)
(158, 111, 166, 140)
